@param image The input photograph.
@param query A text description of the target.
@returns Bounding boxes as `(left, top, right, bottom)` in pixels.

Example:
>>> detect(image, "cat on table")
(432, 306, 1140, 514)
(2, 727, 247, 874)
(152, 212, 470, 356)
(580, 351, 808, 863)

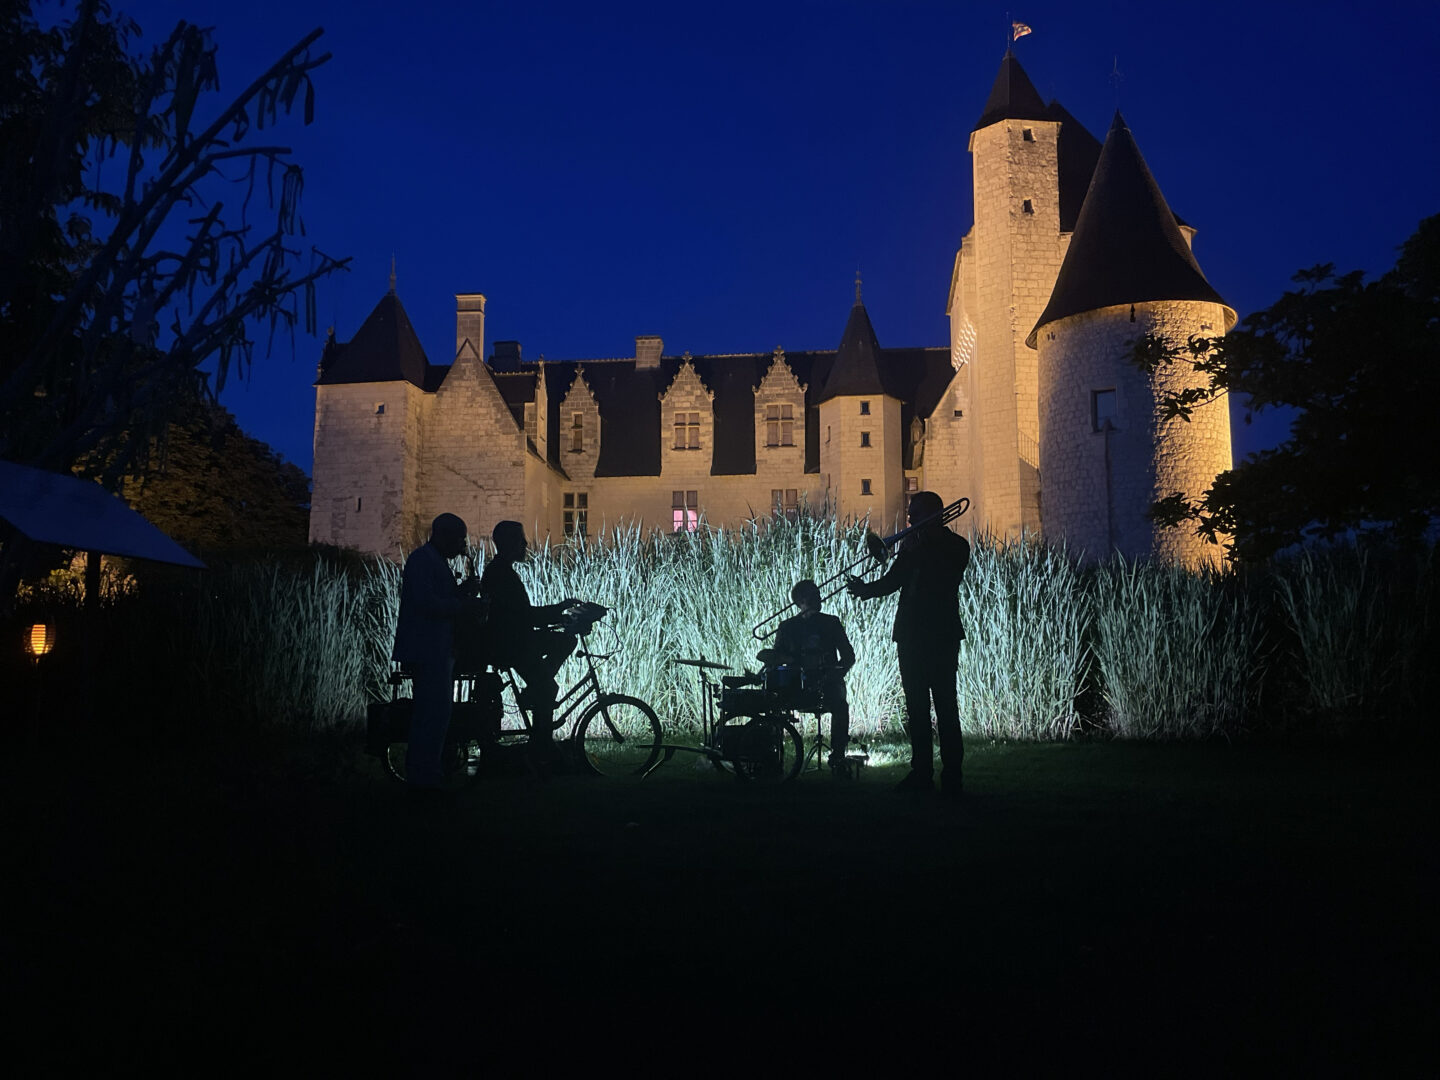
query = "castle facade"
(310, 53, 1233, 564)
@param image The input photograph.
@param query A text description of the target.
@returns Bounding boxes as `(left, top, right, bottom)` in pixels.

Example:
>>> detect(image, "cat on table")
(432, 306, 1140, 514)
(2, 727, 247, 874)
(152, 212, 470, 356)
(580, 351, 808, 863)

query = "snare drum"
(720, 687, 770, 718)
(763, 664, 803, 701)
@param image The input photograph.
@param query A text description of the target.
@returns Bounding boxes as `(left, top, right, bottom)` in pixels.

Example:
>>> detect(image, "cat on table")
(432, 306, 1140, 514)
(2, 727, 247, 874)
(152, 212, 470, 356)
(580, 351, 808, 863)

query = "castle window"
(1022, 128, 1034, 142)
(374, 403, 385, 416)
(672, 490, 699, 532)
(1022, 199, 1034, 214)
(524, 402, 537, 442)
(772, 488, 799, 523)
(860, 479, 872, 496)
(563, 492, 588, 539)
(674, 411, 701, 450)
(906, 476, 919, 494)
(570, 412, 584, 452)
(860, 431, 871, 448)
(826, 425, 831, 444)
(355, 497, 362, 512)
(859, 400, 871, 415)
(765, 403, 794, 447)
(1092, 389, 1118, 433)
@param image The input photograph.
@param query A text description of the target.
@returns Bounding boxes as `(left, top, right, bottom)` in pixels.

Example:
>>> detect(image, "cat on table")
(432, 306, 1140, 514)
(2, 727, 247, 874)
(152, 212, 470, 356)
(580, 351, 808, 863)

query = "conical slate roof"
(316, 290, 432, 388)
(1046, 100, 1103, 233)
(1028, 113, 1231, 346)
(819, 296, 887, 401)
(974, 51, 1051, 131)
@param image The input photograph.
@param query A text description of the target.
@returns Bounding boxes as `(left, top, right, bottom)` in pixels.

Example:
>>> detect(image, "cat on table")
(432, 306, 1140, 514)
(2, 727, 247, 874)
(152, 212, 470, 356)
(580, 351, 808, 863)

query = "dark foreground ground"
(5, 731, 1436, 1070)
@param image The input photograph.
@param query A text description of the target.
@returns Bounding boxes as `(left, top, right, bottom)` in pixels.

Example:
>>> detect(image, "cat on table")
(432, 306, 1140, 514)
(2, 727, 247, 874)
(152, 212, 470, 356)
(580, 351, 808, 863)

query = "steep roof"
(518, 343, 952, 478)
(1028, 112, 1231, 346)
(316, 290, 436, 389)
(1046, 100, 1103, 233)
(818, 297, 887, 402)
(974, 51, 1051, 131)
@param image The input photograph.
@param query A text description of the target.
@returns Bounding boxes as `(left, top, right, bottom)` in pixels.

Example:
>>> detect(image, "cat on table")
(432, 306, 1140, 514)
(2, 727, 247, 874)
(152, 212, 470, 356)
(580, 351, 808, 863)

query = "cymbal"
(755, 648, 792, 665)
(675, 657, 732, 671)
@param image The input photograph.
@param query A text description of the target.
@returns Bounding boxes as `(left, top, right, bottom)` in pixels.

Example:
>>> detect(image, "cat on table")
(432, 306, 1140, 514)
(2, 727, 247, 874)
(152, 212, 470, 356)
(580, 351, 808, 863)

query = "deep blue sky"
(116, 0, 1440, 477)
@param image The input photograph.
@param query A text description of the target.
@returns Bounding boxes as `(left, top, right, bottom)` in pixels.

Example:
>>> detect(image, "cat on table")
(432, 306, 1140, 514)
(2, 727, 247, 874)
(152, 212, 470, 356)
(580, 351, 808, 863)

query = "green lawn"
(6, 735, 1435, 1069)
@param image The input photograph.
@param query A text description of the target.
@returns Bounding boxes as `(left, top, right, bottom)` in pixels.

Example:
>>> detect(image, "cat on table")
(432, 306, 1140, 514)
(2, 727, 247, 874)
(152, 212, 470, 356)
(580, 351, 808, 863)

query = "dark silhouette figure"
(392, 513, 483, 790)
(479, 520, 576, 762)
(847, 491, 970, 797)
(773, 578, 855, 773)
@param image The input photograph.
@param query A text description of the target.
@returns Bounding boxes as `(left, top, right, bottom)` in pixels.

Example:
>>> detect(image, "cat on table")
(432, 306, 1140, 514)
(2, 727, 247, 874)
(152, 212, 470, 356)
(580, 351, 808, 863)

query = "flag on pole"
(1012, 22, 1033, 41)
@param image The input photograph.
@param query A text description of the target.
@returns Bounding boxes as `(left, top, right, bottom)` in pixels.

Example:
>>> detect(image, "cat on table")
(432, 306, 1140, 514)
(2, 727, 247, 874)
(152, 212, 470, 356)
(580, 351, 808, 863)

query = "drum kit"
(668, 648, 831, 782)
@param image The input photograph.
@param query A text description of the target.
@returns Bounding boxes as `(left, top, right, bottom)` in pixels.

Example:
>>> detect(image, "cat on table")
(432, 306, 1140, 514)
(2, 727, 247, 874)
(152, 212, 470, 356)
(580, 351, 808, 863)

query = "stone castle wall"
(310, 380, 426, 558)
(1037, 300, 1233, 566)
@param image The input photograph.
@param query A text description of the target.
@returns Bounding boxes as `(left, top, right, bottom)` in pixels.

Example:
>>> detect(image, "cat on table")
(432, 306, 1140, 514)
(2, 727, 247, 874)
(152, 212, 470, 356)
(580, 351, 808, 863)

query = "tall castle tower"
(1030, 113, 1234, 565)
(948, 52, 1102, 540)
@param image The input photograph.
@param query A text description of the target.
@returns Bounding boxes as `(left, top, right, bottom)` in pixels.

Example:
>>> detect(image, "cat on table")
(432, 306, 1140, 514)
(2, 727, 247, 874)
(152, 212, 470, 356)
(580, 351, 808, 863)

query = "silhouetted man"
(392, 513, 483, 792)
(773, 578, 855, 774)
(480, 520, 576, 764)
(848, 491, 970, 797)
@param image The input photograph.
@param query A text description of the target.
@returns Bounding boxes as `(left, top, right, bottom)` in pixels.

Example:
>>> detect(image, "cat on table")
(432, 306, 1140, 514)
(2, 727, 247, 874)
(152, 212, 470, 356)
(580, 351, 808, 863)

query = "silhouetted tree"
(1131, 215, 1440, 561)
(0, 0, 348, 600)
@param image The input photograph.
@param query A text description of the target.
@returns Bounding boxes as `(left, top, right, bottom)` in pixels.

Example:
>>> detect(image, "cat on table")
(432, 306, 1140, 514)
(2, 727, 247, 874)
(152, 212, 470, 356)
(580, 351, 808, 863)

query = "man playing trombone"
(847, 491, 971, 798)
(773, 578, 855, 774)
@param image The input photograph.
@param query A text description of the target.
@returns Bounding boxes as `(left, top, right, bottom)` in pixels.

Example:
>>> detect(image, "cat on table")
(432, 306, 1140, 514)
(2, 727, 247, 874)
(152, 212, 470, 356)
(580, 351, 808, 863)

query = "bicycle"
(368, 601, 663, 785)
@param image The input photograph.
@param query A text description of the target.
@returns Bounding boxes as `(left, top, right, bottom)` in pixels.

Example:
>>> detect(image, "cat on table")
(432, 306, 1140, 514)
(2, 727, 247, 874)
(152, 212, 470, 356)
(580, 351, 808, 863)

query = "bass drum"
(726, 714, 803, 784)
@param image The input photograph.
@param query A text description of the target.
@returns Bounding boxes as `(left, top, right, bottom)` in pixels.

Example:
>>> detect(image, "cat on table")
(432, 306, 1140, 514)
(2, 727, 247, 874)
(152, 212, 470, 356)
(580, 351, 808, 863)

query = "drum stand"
(801, 709, 831, 774)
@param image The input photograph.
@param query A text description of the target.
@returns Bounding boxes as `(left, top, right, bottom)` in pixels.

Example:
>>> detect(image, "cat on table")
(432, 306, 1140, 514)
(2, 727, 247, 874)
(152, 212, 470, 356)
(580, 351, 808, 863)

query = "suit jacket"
(853, 527, 970, 644)
(392, 541, 468, 664)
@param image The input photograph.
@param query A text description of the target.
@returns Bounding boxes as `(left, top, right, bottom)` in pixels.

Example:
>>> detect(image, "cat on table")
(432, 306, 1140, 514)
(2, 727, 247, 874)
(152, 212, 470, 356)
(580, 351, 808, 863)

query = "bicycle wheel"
(383, 738, 483, 789)
(731, 715, 803, 784)
(576, 694, 663, 776)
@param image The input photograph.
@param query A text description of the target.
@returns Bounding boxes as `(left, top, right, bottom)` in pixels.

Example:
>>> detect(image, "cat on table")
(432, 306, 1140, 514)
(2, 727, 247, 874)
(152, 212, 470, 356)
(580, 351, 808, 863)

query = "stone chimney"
(456, 293, 486, 362)
(635, 335, 663, 369)
(492, 340, 522, 370)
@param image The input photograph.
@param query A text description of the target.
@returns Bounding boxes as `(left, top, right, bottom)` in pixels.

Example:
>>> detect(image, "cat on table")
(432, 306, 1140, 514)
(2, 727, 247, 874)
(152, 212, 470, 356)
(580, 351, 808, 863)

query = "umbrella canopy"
(0, 460, 205, 568)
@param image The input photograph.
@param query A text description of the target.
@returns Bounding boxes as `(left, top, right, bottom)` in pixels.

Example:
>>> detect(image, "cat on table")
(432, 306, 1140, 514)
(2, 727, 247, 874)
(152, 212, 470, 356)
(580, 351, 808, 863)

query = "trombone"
(751, 496, 970, 640)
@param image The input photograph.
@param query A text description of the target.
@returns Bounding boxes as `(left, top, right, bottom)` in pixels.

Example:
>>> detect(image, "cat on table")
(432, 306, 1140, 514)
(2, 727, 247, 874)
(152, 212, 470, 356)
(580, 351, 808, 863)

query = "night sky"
(114, 0, 1440, 478)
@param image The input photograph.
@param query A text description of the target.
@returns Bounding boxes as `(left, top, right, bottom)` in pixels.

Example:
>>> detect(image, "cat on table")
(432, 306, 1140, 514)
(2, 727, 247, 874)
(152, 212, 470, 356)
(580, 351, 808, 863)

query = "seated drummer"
(773, 578, 855, 773)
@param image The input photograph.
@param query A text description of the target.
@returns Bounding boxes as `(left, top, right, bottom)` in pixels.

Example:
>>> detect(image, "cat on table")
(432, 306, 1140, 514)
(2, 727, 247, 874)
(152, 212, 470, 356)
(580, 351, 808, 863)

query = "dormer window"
(570, 412, 584, 452)
(673, 411, 701, 450)
(765, 403, 794, 447)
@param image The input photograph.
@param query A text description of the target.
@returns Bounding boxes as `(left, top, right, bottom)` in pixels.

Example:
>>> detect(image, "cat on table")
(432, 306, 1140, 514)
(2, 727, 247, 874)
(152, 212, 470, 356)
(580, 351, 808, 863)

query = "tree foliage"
(1131, 216, 1440, 561)
(0, 0, 347, 481)
(121, 402, 310, 553)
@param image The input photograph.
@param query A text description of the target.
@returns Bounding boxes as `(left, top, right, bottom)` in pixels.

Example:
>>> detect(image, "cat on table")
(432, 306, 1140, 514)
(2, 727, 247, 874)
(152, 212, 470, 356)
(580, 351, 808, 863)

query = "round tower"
(1029, 114, 1235, 566)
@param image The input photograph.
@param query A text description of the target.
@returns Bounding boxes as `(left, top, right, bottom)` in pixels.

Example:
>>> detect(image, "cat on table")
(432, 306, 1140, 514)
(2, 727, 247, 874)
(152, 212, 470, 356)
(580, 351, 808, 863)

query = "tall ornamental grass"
(1088, 557, 1261, 739)
(958, 536, 1089, 740)
(14, 520, 1429, 742)
(1268, 543, 1437, 733)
